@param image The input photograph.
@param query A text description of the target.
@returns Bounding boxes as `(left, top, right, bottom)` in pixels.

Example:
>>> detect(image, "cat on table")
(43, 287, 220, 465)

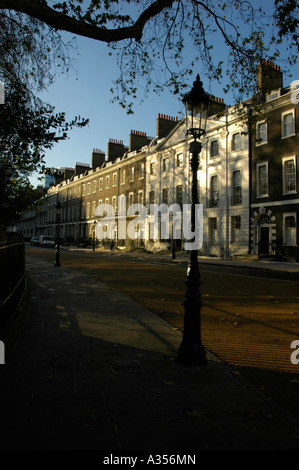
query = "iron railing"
(0, 232, 25, 333)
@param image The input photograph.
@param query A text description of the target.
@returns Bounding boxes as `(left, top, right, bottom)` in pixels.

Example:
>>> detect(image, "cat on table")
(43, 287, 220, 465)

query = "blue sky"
(32, 35, 187, 186)
(30, 4, 298, 187)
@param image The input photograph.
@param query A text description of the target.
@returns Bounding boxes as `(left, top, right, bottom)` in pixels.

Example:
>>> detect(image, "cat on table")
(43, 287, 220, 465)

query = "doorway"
(259, 226, 270, 255)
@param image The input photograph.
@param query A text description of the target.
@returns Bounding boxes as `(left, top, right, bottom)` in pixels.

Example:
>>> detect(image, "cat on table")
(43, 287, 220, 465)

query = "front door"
(260, 227, 269, 254)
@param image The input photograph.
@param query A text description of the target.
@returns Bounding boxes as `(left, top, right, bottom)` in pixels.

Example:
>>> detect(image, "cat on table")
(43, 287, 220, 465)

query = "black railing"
(0, 232, 25, 334)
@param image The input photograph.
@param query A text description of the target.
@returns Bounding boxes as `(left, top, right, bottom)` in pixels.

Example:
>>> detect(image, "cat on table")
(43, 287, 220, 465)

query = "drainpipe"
(246, 105, 253, 254)
(225, 113, 229, 259)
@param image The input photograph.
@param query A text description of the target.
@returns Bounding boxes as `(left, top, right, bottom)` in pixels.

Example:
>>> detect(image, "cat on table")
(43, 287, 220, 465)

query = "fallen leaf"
(163, 380, 178, 385)
(186, 408, 205, 418)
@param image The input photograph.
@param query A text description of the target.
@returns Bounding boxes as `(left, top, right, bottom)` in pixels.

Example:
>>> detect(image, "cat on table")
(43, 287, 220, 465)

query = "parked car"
(30, 236, 39, 246)
(39, 236, 55, 248)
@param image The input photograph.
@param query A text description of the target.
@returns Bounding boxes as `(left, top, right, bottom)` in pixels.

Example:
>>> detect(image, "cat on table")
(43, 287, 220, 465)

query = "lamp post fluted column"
(176, 74, 216, 367)
(176, 139, 207, 366)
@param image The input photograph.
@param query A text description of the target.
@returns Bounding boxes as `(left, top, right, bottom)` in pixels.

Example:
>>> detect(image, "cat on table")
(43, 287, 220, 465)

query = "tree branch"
(0, 0, 174, 42)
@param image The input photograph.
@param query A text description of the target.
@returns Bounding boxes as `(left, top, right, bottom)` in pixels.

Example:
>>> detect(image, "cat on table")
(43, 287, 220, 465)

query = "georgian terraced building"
(250, 61, 299, 262)
(17, 62, 299, 261)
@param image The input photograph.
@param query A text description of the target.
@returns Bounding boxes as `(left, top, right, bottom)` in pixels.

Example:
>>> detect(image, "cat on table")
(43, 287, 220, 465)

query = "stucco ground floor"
(19, 204, 298, 262)
(250, 204, 299, 262)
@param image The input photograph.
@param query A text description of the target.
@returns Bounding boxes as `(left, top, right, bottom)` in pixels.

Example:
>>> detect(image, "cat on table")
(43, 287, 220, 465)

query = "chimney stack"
(75, 162, 90, 176)
(92, 148, 106, 169)
(129, 130, 151, 151)
(156, 114, 178, 138)
(257, 59, 283, 96)
(208, 97, 226, 116)
(107, 139, 128, 162)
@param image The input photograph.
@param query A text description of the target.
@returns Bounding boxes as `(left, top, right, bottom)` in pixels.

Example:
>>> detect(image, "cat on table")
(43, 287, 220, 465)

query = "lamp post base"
(54, 250, 60, 267)
(176, 252, 207, 367)
(176, 345, 207, 367)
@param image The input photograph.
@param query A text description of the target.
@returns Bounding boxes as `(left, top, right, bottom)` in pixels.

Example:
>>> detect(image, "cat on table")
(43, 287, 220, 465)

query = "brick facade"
(17, 67, 299, 261)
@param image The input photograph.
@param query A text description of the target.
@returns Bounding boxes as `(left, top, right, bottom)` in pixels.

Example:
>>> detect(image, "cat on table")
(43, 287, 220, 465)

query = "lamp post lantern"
(176, 75, 214, 366)
(54, 201, 62, 267)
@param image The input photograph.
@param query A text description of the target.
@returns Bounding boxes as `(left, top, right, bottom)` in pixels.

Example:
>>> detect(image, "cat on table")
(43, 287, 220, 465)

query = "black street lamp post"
(176, 75, 214, 366)
(54, 201, 62, 267)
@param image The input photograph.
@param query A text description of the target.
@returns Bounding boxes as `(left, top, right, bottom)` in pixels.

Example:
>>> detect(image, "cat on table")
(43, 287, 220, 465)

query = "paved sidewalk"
(1, 253, 299, 454)
(62, 243, 299, 273)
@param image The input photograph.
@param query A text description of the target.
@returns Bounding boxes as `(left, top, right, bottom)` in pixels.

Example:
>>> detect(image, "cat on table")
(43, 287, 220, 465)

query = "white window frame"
(282, 155, 297, 195)
(139, 163, 145, 179)
(256, 162, 269, 198)
(113, 172, 117, 187)
(176, 153, 183, 167)
(210, 174, 219, 207)
(162, 157, 169, 172)
(210, 139, 219, 157)
(176, 185, 183, 207)
(283, 212, 297, 246)
(231, 169, 242, 205)
(162, 187, 169, 205)
(281, 109, 296, 139)
(138, 190, 144, 205)
(92, 201, 96, 217)
(149, 190, 155, 205)
(256, 120, 268, 145)
(130, 166, 135, 182)
(266, 89, 281, 101)
(209, 217, 218, 243)
(232, 133, 241, 151)
(231, 215, 241, 243)
(121, 169, 126, 185)
(129, 192, 134, 206)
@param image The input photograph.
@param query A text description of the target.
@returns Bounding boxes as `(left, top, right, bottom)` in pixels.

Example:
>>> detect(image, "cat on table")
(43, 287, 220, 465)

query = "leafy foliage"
(1, 0, 297, 113)
(0, 10, 76, 94)
(0, 84, 88, 226)
(0, 11, 88, 227)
